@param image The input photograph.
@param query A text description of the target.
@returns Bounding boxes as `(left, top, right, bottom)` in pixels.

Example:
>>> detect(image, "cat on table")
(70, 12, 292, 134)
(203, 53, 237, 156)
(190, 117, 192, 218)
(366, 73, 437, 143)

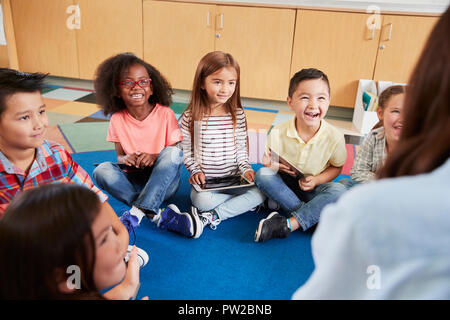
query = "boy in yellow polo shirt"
(254, 68, 347, 242)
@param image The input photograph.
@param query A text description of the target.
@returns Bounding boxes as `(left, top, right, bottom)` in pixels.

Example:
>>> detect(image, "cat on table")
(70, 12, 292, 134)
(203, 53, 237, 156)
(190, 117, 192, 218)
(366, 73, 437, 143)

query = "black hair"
(94, 52, 173, 115)
(0, 183, 104, 299)
(0, 68, 48, 116)
(288, 68, 330, 98)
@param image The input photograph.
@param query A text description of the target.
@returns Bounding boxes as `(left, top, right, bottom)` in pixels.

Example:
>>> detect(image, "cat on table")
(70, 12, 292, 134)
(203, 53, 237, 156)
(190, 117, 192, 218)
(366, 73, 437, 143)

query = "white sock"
(130, 206, 146, 224)
(151, 210, 162, 225)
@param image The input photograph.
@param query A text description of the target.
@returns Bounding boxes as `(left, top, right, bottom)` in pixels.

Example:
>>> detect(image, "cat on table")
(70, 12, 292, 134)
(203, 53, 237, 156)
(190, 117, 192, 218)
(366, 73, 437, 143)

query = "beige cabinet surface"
(214, 5, 295, 100)
(11, 0, 79, 78)
(143, 0, 215, 91)
(373, 15, 438, 83)
(291, 10, 381, 108)
(11, 0, 142, 80)
(291, 9, 438, 108)
(143, 1, 295, 101)
(76, 0, 143, 79)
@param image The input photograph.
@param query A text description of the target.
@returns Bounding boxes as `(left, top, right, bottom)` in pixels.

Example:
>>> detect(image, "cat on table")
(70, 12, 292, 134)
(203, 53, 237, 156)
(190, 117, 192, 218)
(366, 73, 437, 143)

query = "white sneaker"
(195, 208, 221, 230)
(125, 245, 149, 268)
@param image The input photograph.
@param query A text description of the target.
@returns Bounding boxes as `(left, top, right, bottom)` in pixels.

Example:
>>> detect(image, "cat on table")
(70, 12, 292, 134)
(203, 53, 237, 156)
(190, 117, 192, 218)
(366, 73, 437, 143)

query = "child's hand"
(262, 152, 272, 167)
(122, 153, 139, 167)
(263, 152, 296, 176)
(122, 246, 141, 298)
(135, 153, 157, 168)
(298, 176, 318, 191)
(189, 172, 206, 185)
(244, 170, 255, 182)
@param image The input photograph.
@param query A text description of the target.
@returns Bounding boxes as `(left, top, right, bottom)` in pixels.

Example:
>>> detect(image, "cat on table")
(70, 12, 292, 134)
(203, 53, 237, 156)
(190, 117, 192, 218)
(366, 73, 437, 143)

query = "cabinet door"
(373, 15, 438, 83)
(291, 10, 381, 108)
(215, 6, 295, 101)
(11, 0, 79, 77)
(76, 0, 143, 79)
(143, 0, 215, 90)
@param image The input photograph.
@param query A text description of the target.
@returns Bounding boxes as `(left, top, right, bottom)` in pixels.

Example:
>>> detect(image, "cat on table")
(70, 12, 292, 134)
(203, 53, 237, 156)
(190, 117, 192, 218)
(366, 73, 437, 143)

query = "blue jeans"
(190, 186, 266, 221)
(93, 146, 183, 213)
(254, 167, 347, 231)
(338, 178, 360, 189)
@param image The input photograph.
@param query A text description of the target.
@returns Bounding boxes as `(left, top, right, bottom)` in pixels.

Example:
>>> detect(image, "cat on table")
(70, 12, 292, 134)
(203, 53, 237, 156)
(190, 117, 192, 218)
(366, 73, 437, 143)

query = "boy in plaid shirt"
(0, 69, 150, 269)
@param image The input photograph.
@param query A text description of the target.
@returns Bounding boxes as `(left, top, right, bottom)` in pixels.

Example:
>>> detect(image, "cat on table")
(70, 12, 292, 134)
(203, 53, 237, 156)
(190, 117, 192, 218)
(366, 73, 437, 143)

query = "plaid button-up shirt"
(350, 126, 387, 182)
(0, 140, 107, 217)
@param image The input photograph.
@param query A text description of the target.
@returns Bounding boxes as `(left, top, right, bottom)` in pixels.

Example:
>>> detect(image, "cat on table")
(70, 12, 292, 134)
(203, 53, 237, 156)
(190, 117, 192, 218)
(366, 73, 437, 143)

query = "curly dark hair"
(94, 52, 173, 115)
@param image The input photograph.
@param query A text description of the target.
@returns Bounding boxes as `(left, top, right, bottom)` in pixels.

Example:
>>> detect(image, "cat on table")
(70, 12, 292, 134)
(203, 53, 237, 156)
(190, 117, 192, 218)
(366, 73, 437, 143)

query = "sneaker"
(119, 211, 139, 245)
(193, 208, 221, 230)
(124, 245, 149, 268)
(254, 212, 290, 243)
(157, 204, 203, 238)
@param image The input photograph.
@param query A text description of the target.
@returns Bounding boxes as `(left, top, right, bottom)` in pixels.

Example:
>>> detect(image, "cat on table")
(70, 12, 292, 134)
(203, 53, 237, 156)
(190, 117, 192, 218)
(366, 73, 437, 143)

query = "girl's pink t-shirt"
(107, 104, 183, 155)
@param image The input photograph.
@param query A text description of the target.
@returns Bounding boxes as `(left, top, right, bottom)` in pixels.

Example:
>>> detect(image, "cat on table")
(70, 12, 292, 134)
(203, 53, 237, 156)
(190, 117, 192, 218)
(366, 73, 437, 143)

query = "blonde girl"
(345, 85, 405, 187)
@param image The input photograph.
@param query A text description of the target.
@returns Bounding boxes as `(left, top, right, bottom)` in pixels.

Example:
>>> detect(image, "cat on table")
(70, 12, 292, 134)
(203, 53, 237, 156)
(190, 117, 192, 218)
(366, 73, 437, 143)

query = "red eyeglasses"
(119, 78, 152, 89)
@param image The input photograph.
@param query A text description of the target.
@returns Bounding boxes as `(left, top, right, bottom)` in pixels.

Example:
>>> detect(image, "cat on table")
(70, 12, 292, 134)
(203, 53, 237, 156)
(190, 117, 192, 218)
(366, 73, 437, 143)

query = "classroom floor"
(40, 77, 365, 300)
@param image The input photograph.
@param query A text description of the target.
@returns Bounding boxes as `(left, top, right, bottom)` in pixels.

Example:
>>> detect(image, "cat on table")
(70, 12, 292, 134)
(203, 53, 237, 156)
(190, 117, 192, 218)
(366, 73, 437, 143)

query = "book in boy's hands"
(269, 148, 305, 180)
(193, 175, 254, 192)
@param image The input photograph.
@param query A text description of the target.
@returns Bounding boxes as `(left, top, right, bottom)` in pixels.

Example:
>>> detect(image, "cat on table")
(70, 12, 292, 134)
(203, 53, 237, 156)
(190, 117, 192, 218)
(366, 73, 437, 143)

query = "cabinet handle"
(370, 25, 375, 40)
(387, 23, 393, 41)
(206, 11, 210, 27)
(219, 13, 224, 30)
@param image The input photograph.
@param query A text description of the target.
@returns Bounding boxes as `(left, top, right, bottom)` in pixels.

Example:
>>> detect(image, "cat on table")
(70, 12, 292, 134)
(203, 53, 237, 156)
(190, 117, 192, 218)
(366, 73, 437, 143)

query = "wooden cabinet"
(143, 1, 215, 91)
(143, 0, 295, 101)
(76, 0, 143, 79)
(291, 10, 380, 108)
(214, 6, 295, 101)
(373, 15, 438, 83)
(11, 0, 79, 78)
(10, 0, 142, 80)
(291, 9, 438, 108)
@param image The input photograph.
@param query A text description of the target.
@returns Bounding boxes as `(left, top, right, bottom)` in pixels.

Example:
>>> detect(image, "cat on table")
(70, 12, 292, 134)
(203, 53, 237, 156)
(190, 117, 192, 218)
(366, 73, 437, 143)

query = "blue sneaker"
(157, 204, 203, 238)
(119, 211, 139, 245)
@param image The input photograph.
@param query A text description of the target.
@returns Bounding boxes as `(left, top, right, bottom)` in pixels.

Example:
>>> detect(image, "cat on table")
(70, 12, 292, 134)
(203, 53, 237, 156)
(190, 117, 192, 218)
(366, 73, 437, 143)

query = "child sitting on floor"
(92, 53, 202, 239)
(254, 68, 347, 242)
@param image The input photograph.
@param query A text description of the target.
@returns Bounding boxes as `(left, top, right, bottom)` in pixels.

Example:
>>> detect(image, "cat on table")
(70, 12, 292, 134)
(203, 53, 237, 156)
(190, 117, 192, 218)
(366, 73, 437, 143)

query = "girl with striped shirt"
(180, 51, 265, 232)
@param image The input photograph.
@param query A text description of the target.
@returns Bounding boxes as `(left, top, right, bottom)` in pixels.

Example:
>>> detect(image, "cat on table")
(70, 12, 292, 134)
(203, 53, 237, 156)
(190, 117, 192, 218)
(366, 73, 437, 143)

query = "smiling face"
(287, 78, 330, 132)
(91, 203, 127, 290)
(202, 66, 237, 109)
(118, 63, 153, 110)
(377, 93, 405, 148)
(0, 91, 48, 153)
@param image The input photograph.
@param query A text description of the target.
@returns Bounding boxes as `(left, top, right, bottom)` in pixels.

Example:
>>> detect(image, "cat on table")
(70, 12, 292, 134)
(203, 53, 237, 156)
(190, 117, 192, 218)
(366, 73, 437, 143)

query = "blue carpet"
(72, 151, 316, 300)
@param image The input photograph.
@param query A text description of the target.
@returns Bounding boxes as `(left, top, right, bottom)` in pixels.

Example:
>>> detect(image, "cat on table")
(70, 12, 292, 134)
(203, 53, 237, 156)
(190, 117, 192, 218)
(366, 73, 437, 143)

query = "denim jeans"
(338, 178, 360, 190)
(254, 166, 347, 231)
(190, 185, 266, 221)
(93, 146, 183, 213)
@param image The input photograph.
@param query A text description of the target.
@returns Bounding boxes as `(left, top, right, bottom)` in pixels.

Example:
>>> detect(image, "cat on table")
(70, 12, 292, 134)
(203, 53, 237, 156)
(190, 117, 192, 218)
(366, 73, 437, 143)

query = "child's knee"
(158, 146, 183, 167)
(190, 190, 217, 211)
(255, 167, 277, 186)
(322, 182, 347, 196)
(93, 162, 120, 185)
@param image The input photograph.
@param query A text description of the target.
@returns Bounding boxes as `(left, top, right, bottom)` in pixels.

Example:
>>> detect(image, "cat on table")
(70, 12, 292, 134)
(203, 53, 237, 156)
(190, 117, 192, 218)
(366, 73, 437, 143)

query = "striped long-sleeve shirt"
(180, 108, 252, 178)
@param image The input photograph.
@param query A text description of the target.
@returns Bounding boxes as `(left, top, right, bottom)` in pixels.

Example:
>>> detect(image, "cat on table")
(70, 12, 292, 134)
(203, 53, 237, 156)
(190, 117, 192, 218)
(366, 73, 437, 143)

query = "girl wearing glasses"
(93, 53, 203, 240)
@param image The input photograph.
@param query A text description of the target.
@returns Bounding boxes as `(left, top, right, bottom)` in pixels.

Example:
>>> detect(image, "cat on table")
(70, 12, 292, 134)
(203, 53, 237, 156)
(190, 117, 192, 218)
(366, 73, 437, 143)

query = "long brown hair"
(378, 7, 450, 178)
(0, 183, 104, 299)
(183, 51, 244, 145)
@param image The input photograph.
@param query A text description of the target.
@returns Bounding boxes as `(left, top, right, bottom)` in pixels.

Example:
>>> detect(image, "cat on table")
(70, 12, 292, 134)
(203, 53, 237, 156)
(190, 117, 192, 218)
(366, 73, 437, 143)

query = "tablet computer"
(269, 148, 305, 179)
(192, 175, 254, 192)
